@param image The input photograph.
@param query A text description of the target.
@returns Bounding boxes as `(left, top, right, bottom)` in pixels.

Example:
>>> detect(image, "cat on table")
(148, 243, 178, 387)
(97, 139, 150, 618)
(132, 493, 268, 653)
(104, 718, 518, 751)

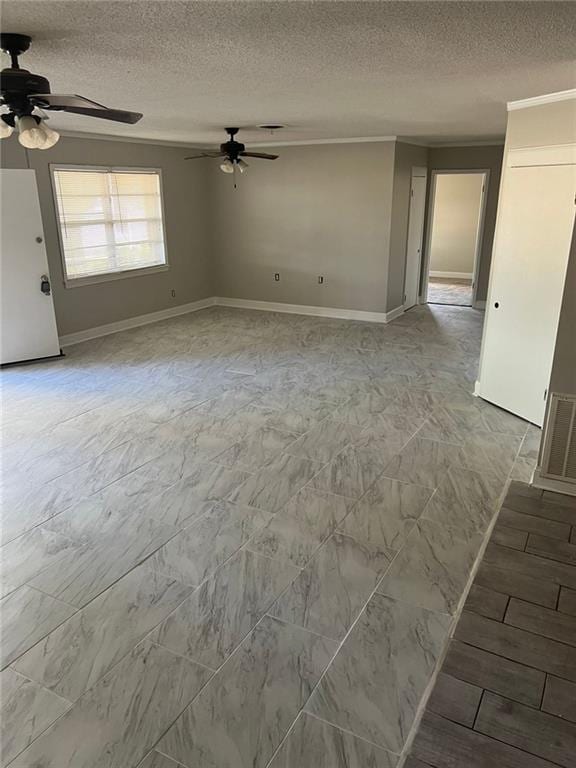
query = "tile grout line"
(263, 539, 410, 767)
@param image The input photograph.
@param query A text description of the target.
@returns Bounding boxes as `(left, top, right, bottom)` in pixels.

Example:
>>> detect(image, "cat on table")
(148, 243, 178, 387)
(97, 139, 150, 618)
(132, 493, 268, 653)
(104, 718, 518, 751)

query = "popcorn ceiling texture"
(1, 1, 574, 145)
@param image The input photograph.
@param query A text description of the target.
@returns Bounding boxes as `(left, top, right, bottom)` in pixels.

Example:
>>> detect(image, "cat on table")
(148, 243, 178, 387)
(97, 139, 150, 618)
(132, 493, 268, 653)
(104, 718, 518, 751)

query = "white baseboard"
(531, 468, 576, 497)
(60, 295, 406, 347)
(59, 297, 216, 347)
(473, 300, 486, 309)
(429, 271, 473, 280)
(215, 296, 403, 324)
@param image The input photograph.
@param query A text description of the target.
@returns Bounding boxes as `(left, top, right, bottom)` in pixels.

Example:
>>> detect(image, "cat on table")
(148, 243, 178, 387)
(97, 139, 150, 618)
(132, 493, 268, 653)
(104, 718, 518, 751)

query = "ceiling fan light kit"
(0, 32, 143, 150)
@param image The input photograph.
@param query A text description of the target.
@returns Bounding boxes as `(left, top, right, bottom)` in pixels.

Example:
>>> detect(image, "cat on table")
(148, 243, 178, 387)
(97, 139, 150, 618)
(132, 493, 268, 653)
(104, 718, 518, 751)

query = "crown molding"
(508, 89, 576, 112)
(428, 140, 505, 148)
(396, 137, 429, 147)
(56, 130, 203, 149)
(56, 130, 398, 148)
(55, 130, 505, 150)
(248, 135, 397, 147)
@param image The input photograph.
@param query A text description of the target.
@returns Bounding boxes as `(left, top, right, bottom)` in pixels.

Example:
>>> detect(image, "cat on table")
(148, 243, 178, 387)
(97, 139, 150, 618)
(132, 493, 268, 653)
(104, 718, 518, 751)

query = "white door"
(403, 169, 427, 309)
(478, 160, 575, 426)
(1, 169, 60, 365)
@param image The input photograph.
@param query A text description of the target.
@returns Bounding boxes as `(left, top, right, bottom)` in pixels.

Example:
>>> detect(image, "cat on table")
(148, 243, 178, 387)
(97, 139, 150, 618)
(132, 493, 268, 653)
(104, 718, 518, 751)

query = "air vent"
(540, 393, 576, 483)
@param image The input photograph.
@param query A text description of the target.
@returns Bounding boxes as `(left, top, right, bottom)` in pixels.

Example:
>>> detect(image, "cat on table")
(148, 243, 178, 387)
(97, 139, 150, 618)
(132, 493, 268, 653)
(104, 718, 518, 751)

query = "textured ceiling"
(2, 1, 575, 146)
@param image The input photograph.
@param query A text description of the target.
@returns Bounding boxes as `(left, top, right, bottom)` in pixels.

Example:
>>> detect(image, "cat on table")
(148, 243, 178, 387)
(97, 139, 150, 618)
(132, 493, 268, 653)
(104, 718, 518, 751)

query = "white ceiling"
(2, 1, 575, 147)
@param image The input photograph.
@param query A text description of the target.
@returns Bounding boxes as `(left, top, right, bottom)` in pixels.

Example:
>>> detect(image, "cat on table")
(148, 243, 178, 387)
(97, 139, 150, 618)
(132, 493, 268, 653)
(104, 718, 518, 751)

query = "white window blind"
(52, 167, 167, 283)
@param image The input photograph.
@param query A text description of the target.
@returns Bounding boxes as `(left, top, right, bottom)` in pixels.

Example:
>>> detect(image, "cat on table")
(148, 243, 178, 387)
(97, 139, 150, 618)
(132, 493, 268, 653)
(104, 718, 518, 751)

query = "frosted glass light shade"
(40, 121, 60, 149)
(219, 158, 234, 174)
(0, 120, 14, 139)
(18, 116, 47, 149)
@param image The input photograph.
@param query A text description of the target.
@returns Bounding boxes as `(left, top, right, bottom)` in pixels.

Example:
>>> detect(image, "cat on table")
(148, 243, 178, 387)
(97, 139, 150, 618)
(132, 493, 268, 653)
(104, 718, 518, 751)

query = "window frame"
(50, 164, 170, 288)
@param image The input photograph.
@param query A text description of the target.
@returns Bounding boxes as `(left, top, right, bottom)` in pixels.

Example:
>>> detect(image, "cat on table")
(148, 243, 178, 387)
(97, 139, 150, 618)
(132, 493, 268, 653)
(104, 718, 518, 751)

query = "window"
(51, 166, 168, 286)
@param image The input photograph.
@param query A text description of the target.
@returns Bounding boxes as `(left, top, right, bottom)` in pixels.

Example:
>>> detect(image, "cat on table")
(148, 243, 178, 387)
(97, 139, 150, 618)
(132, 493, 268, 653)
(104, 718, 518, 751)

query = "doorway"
(423, 170, 489, 307)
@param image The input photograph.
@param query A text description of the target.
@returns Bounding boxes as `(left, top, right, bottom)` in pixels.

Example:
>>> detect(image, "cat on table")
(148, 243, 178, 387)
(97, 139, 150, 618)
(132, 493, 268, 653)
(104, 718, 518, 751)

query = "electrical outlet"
(318, 275, 324, 285)
(171, 289, 176, 297)
(274, 273, 280, 282)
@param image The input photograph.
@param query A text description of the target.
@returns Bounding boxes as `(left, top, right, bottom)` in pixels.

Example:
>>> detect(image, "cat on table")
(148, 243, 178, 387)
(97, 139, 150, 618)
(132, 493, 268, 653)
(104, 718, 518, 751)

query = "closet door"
(478, 150, 575, 426)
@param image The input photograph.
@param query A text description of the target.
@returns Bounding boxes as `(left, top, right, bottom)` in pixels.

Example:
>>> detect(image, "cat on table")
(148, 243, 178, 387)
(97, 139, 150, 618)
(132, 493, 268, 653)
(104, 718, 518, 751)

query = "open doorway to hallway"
(424, 170, 488, 307)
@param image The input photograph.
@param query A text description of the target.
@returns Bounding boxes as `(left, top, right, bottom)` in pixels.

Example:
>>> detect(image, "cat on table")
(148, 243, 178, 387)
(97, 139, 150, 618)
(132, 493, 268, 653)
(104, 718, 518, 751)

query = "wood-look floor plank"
(505, 597, 576, 648)
(542, 676, 576, 724)
(454, 612, 576, 682)
(558, 586, 576, 617)
(525, 533, 576, 566)
(506, 481, 543, 502)
(464, 584, 508, 621)
(475, 692, 576, 768)
(474, 561, 559, 609)
(491, 525, 528, 551)
(442, 639, 544, 708)
(502, 493, 576, 526)
(542, 490, 576, 511)
(497, 508, 571, 541)
(483, 543, 576, 590)
(412, 711, 558, 768)
(403, 758, 433, 768)
(427, 672, 482, 727)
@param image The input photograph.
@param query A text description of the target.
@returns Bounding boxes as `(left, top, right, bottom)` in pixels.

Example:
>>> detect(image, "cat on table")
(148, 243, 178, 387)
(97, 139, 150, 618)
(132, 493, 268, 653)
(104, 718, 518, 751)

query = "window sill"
(63, 264, 169, 289)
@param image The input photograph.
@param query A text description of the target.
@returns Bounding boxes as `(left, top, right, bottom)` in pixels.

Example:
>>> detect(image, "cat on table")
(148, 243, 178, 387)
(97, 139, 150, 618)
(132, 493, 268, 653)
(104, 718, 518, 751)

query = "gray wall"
(1, 135, 506, 334)
(211, 142, 396, 314)
(1, 136, 212, 336)
(425, 144, 504, 302)
(388, 142, 429, 310)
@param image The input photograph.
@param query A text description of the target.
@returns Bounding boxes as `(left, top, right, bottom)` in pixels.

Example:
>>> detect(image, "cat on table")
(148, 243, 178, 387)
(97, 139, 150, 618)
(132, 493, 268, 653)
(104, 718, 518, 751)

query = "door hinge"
(544, 388, 548, 401)
(411, 188, 414, 197)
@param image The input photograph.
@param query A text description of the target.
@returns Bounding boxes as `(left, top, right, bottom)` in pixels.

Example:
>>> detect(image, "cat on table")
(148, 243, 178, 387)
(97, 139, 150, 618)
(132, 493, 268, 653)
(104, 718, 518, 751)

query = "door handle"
(40, 275, 51, 296)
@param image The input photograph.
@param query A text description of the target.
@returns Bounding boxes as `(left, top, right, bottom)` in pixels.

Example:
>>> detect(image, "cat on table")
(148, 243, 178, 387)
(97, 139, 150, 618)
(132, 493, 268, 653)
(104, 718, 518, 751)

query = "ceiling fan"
(0, 33, 143, 149)
(186, 127, 279, 178)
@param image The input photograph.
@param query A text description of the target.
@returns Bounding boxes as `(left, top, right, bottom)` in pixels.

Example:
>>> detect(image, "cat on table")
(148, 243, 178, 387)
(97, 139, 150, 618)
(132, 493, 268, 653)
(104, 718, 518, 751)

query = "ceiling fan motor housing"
(1, 34, 51, 116)
(220, 139, 245, 160)
(1, 69, 51, 114)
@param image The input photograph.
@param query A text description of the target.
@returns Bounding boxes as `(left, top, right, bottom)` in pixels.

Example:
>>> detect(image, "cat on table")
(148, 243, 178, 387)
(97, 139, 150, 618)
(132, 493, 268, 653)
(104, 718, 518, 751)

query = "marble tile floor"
(0, 304, 539, 767)
(427, 277, 473, 307)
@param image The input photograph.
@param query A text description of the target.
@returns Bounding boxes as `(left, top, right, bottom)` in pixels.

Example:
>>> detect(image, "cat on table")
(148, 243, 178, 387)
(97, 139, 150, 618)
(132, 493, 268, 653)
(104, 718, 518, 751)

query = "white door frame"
(421, 168, 490, 307)
(403, 165, 428, 310)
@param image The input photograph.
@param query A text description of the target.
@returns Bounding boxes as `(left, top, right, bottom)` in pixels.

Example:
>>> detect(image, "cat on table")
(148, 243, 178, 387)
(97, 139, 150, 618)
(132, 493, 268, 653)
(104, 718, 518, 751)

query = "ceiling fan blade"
(184, 152, 224, 160)
(29, 93, 143, 124)
(30, 93, 106, 109)
(61, 106, 143, 124)
(241, 151, 279, 160)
